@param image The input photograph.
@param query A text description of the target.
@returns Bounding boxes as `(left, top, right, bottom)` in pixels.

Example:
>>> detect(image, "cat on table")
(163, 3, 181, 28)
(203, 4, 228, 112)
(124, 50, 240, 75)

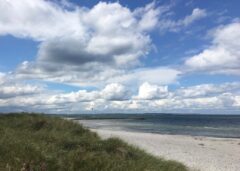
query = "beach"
(91, 129, 240, 171)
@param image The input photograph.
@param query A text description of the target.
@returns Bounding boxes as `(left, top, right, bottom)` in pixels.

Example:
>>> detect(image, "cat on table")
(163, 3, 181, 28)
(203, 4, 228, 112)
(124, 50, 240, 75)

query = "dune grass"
(0, 114, 188, 171)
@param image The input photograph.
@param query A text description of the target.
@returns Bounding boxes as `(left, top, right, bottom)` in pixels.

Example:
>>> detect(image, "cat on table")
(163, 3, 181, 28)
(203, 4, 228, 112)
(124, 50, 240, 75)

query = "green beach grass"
(0, 114, 188, 171)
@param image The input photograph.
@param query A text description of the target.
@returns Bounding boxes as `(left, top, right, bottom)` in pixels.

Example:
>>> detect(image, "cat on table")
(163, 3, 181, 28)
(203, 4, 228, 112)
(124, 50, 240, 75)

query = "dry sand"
(91, 129, 240, 171)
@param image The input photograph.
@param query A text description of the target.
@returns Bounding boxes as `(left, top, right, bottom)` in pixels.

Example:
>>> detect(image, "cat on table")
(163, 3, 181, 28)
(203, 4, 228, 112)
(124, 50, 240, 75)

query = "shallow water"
(70, 114, 240, 138)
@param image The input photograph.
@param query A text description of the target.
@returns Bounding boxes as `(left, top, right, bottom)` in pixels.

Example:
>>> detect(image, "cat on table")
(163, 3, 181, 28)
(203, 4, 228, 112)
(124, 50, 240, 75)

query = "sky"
(0, 0, 240, 114)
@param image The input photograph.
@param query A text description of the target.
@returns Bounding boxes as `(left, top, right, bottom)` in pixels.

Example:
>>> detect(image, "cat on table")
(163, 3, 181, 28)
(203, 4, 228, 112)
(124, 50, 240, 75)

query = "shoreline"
(72, 117, 240, 139)
(90, 128, 240, 171)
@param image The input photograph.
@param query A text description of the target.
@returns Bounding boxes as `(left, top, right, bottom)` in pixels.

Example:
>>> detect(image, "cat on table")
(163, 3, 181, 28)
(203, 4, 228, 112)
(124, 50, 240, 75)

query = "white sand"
(91, 129, 240, 171)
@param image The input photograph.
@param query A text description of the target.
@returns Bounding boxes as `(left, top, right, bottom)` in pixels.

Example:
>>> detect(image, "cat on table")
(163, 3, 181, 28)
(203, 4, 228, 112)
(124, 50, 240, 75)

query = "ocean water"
(69, 114, 240, 138)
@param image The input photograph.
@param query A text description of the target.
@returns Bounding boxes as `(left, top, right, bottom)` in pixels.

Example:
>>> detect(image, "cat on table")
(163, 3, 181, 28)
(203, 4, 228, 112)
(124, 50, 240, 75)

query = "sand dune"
(92, 129, 240, 171)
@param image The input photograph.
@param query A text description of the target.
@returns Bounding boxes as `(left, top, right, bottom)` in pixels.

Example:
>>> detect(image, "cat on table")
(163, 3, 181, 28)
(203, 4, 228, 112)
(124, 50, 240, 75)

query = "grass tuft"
(0, 114, 188, 171)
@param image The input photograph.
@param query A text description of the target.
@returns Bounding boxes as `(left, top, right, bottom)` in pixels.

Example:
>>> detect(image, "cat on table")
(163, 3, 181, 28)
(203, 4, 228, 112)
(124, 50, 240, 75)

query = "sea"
(65, 114, 240, 138)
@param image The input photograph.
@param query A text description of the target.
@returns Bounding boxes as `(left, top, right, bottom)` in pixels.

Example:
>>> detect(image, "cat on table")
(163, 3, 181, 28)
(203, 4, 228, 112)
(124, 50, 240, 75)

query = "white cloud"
(176, 82, 240, 98)
(0, 72, 6, 85)
(0, 0, 164, 87)
(185, 21, 240, 75)
(41, 83, 129, 108)
(151, 94, 238, 112)
(182, 8, 207, 26)
(0, 81, 239, 113)
(134, 82, 240, 112)
(1, 1, 205, 88)
(182, 97, 221, 109)
(134, 82, 169, 100)
(0, 0, 85, 41)
(0, 0, 154, 66)
(159, 8, 207, 32)
(101, 83, 129, 101)
(41, 83, 129, 106)
(16, 61, 180, 87)
(47, 90, 99, 105)
(0, 0, 239, 114)
(0, 83, 43, 99)
(233, 96, 240, 107)
(109, 67, 181, 86)
(136, 2, 162, 31)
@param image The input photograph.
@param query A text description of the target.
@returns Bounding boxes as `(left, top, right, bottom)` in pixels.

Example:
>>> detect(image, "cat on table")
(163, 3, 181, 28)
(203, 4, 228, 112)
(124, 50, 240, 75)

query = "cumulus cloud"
(233, 96, 240, 107)
(1, 0, 238, 114)
(0, 0, 167, 87)
(0, 73, 44, 99)
(47, 90, 99, 105)
(37, 83, 129, 107)
(176, 82, 240, 98)
(0, 0, 155, 66)
(0, 83, 43, 99)
(0, 80, 239, 114)
(154, 83, 240, 112)
(0, 82, 130, 113)
(34, 1, 153, 68)
(101, 83, 129, 101)
(1, 0, 205, 88)
(132, 82, 240, 112)
(151, 95, 239, 113)
(185, 21, 240, 75)
(134, 82, 169, 100)
(0, 0, 85, 40)
(16, 61, 180, 87)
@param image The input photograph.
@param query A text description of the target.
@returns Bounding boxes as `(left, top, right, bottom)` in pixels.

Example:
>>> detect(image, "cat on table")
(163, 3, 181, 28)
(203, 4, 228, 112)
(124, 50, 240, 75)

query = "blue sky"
(0, 0, 240, 114)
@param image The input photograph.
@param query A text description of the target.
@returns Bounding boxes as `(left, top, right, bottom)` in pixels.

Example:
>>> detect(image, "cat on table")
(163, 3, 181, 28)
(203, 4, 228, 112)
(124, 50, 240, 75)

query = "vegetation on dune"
(0, 114, 188, 171)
